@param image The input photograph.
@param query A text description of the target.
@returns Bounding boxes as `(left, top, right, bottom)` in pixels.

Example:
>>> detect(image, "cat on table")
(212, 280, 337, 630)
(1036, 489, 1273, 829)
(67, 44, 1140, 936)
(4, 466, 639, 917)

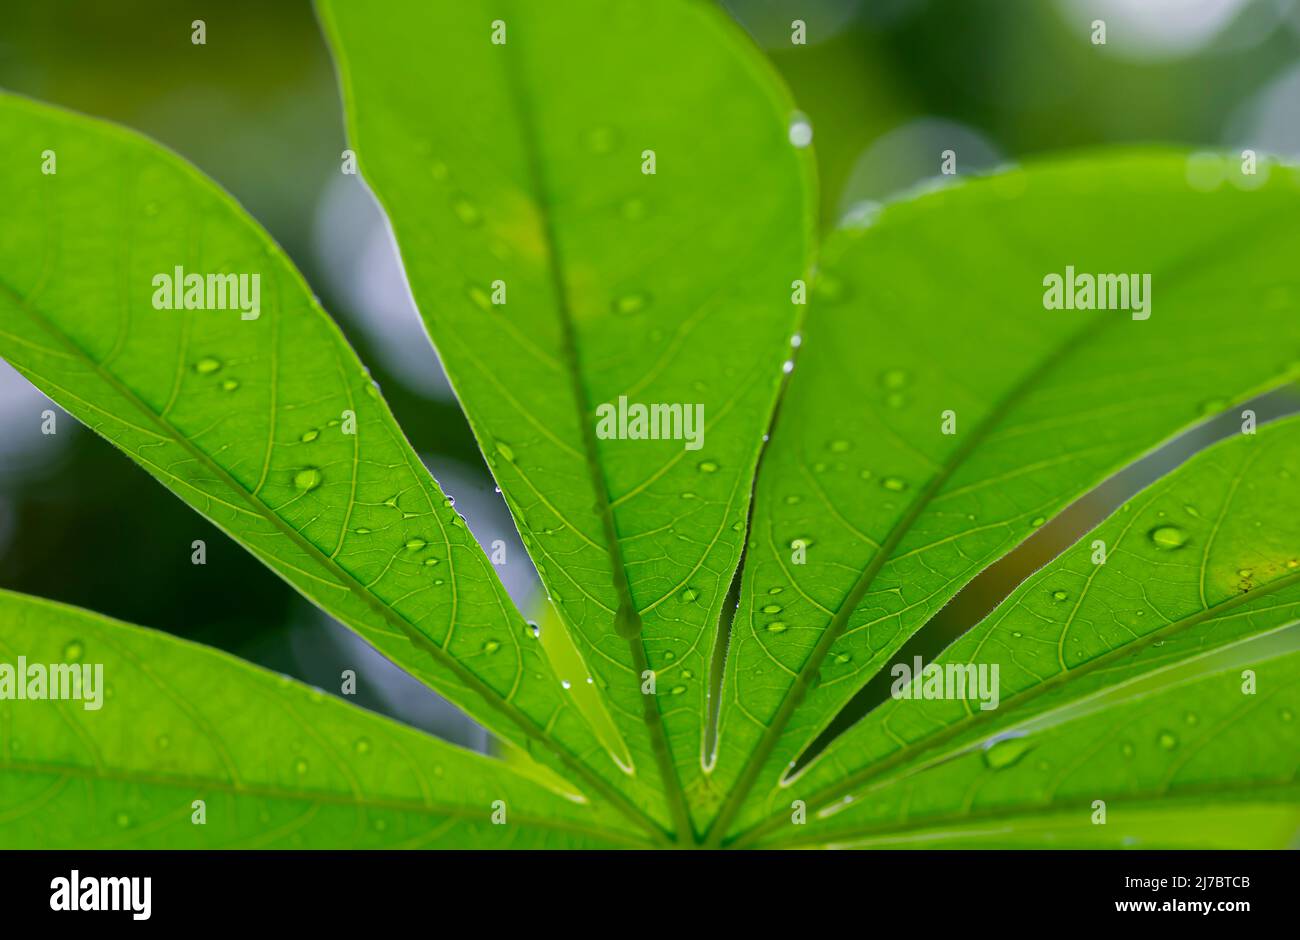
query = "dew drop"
(156, 734, 171, 750)
(451, 194, 481, 226)
(613, 292, 649, 315)
(762, 604, 782, 614)
(766, 622, 788, 634)
(1052, 590, 1068, 602)
(681, 588, 699, 603)
(423, 557, 440, 567)
(697, 460, 719, 473)
(115, 812, 131, 828)
(295, 758, 310, 774)
(293, 468, 323, 492)
(300, 429, 320, 443)
(833, 652, 852, 665)
(1121, 741, 1135, 758)
(1149, 525, 1189, 550)
(1030, 516, 1046, 527)
(496, 441, 516, 462)
(768, 586, 784, 595)
(1280, 708, 1294, 722)
(355, 738, 371, 755)
(785, 494, 802, 505)
(63, 640, 84, 662)
(982, 735, 1033, 770)
(405, 538, 427, 551)
(670, 685, 687, 696)
(483, 639, 501, 654)
(220, 378, 239, 392)
(194, 356, 222, 375)
(828, 440, 851, 453)
(882, 477, 907, 492)
(881, 369, 910, 390)
(787, 111, 813, 148)
(1157, 730, 1179, 750)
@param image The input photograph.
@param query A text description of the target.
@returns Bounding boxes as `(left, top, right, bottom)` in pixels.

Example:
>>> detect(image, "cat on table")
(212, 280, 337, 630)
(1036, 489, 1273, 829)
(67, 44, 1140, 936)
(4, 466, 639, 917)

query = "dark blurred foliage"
(1, 0, 1297, 747)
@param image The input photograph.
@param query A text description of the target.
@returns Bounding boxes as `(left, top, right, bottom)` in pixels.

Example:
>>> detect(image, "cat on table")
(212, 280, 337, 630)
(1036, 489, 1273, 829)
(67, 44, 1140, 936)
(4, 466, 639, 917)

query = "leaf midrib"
(0, 274, 669, 847)
(495, 1, 694, 841)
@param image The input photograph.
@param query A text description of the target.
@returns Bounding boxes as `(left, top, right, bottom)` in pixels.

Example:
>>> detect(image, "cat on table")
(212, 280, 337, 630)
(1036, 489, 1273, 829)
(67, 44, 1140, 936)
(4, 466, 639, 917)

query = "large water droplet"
(1149, 525, 1189, 550)
(294, 468, 323, 492)
(982, 735, 1033, 770)
(787, 111, 813, 148)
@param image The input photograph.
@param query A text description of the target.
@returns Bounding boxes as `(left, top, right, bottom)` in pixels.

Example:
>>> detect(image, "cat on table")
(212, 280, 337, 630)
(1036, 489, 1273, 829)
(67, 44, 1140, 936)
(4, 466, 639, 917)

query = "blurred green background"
(2, 0, 1298, 751)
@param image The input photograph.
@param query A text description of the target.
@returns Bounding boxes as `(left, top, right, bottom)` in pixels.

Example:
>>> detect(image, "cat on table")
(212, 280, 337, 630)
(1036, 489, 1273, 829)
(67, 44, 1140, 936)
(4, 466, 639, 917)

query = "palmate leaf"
(0, 91, 668, 842)
(738, 416, 1300, 847)
(706, 152, 1300, 842)
(0, 589, 646, 848)
(317, 0, 815, 831)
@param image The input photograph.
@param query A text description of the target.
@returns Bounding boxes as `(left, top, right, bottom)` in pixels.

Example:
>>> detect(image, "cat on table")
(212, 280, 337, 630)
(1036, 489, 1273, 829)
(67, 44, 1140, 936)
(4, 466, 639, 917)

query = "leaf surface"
(319, 0, 816, 830)
(0, 589, 646, 847)
(0, 92, 665, 840)
(742, 416, 1300, 845)
(709, 152, 1300, 840)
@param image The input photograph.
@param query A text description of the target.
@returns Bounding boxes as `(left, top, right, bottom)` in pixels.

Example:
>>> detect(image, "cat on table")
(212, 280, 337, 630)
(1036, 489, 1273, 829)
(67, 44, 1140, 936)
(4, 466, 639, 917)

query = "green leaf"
(318, 0, 816, 831)
(707, 151, 1300, 841)
(739, 415, 1300, 846)
(0, 589, 648, 847)
(0, 91, 666, 841)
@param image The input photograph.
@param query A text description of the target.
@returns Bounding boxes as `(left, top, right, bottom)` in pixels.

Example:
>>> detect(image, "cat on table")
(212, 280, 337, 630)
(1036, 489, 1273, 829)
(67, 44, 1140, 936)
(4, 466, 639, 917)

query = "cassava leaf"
(317, 0, 816, 831)
(707, 151, 1300, 841)
(764, 648, 1300, 848)
(0, 91, 668, 841)
(0, 589, 648, 848)
(737, 414, 1300, 845)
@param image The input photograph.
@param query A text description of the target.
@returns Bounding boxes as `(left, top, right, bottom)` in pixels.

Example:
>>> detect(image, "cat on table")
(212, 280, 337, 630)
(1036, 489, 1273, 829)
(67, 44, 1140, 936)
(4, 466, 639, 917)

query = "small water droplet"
(496, 441, 515, 462)
(423, 557, 440, 567)
(452, 193, 481, 225)
(195, 357, 222, 375)
(63, 640, 84, 662)
(1052, 590, 1068, 602)
(295, 758, 310, 774)
(787, 111, 813, 148)
(833, 652, 852, 665)
(1280, 708, 1294, 722)
(881, 369, 910, 390)
(982, 735, 1033, 770)
(828, 440, 851, 453)
(405, 538, 427, 551)
(614, 292, 649, 315)
(156, 734, 171, 750)
(681, 588, 699, 602)
(1149, 525, 1189, 550)
(1184, 711, 1199, 726)
(115, 812, 131, 828)
(294, 468, 323, 492)
(882, 477, 907, 492)
(561, 679, 572, 690)
(300, 429, 319, 443)
(762, 604, 782, 614)
(766, 622, 787, 634)
(483, 639, 501, 654)
(1157, 730, 1179, 750)
(1121, 741, 1135, 758)
(768, 586, 784, 595)
(670, 685, 687, 696)
(1030, 516, 1046, 527)
(220, 378, 239, 392)
(355, 738, 371, 755)
(698, 460, 719, 473)
(620, 198, 645, 221)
